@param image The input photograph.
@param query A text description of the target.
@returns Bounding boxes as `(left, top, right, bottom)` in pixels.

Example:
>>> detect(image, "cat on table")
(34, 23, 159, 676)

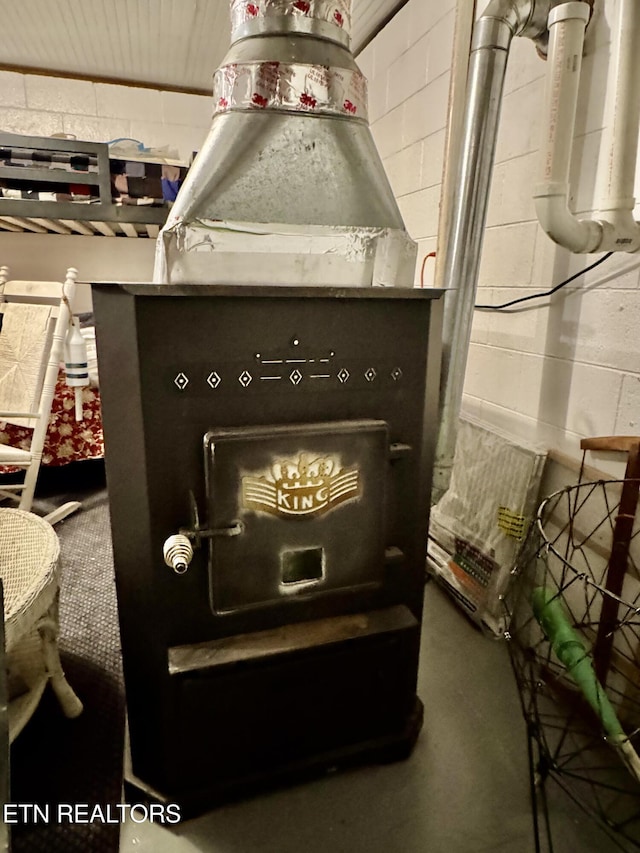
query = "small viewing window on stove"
(281, 547, 325, 586)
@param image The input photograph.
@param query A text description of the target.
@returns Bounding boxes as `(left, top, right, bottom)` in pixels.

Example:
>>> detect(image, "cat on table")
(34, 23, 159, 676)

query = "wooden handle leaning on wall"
(580, 436, 640, 454)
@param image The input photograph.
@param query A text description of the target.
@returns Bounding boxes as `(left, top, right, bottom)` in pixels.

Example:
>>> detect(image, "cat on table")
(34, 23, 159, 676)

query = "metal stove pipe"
(155, 0, 416, 288)
(431, 0, 575, 502)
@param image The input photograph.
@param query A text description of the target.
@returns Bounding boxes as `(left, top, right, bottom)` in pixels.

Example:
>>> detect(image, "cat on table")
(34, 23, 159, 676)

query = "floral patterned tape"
(214, 61, 367, 120)
(230, 0, 352, 36)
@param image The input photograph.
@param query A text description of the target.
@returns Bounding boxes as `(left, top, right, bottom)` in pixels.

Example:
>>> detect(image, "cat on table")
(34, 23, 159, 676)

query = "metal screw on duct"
(154, 0, 417, 287)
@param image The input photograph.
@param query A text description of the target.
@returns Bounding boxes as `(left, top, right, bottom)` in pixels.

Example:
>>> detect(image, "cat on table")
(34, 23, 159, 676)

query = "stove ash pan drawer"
(204, 420, 389, 615)
(167, 605, 420, 787)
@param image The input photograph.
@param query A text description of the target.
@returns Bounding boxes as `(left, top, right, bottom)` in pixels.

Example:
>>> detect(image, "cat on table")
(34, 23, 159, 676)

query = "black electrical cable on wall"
(474, 251, 614, 311)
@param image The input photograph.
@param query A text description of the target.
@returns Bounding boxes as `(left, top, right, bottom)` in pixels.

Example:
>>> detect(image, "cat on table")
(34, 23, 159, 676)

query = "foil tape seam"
(167, 219, 387, 262)
(213, 61, 368, 121)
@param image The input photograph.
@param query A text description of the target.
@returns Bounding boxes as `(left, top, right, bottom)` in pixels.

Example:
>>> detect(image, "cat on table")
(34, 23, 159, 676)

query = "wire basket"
(505, 479, 640, 852)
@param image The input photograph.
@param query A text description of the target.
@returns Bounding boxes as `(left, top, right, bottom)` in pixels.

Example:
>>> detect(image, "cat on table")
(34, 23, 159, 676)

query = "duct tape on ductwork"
(214, 62, 367, 119)
(230, 0, 352, 35)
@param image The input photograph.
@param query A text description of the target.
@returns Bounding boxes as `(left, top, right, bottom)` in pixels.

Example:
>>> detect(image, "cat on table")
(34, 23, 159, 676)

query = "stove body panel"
(92, 283, 442, 804)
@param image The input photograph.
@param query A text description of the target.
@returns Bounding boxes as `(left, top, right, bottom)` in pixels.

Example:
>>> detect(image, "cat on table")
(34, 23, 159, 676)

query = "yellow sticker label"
(497, 506, 527, 540)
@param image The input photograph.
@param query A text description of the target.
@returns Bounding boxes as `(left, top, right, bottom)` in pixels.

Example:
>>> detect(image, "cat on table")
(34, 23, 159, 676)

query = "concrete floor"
(119, 583, 624, 853)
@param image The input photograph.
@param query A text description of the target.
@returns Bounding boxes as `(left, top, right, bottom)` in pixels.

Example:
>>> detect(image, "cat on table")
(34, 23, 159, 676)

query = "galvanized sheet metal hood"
(155, 0, 416, 287)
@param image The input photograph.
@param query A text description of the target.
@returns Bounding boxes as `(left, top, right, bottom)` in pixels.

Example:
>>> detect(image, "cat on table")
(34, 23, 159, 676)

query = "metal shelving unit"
(0, 132, 175, 238)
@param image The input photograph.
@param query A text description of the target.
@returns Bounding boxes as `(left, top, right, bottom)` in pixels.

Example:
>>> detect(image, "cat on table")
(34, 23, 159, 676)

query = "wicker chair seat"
(0, 508, 81, 740)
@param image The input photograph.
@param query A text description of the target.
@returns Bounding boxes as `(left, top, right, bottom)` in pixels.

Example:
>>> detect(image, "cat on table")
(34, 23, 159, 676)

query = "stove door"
(204, 420, 388, 614)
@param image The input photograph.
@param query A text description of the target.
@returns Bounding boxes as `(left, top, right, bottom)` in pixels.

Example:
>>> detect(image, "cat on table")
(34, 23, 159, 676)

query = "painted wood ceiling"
(0, 0, 403, 95)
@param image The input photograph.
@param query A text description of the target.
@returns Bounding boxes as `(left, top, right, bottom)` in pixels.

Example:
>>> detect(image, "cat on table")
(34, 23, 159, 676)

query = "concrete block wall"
(361, 0, 640, 472)
(0, 70, 211, 162)
(0, 70, 212, 283)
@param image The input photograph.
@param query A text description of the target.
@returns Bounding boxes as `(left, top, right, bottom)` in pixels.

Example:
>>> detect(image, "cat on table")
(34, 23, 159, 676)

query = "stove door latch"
(163, 493, 243, 574)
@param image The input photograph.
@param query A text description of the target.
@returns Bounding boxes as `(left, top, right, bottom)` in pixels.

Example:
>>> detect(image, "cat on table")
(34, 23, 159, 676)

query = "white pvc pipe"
(542, 4, 589, 187)
(536, 0, 640, 254)
(534, 2, 602, 253)
(595, 0, 640, 244)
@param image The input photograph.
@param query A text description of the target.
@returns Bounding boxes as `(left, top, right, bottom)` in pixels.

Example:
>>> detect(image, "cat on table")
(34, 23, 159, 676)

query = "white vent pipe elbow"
(536, 0, 640, 254)
(535, 190, 601, 252)
(534, 3, 602, 252)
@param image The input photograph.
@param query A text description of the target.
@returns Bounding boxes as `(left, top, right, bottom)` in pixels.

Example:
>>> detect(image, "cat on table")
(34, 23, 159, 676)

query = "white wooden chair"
(0, 268, 81, 525)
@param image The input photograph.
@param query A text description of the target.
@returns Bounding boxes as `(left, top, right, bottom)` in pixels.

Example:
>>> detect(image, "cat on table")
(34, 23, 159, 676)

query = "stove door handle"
(163, 534, 194, 575)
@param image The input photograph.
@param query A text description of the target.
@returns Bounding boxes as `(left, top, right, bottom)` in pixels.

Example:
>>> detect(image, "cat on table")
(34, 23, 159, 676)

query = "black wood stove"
(92, 282, 442, 812)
